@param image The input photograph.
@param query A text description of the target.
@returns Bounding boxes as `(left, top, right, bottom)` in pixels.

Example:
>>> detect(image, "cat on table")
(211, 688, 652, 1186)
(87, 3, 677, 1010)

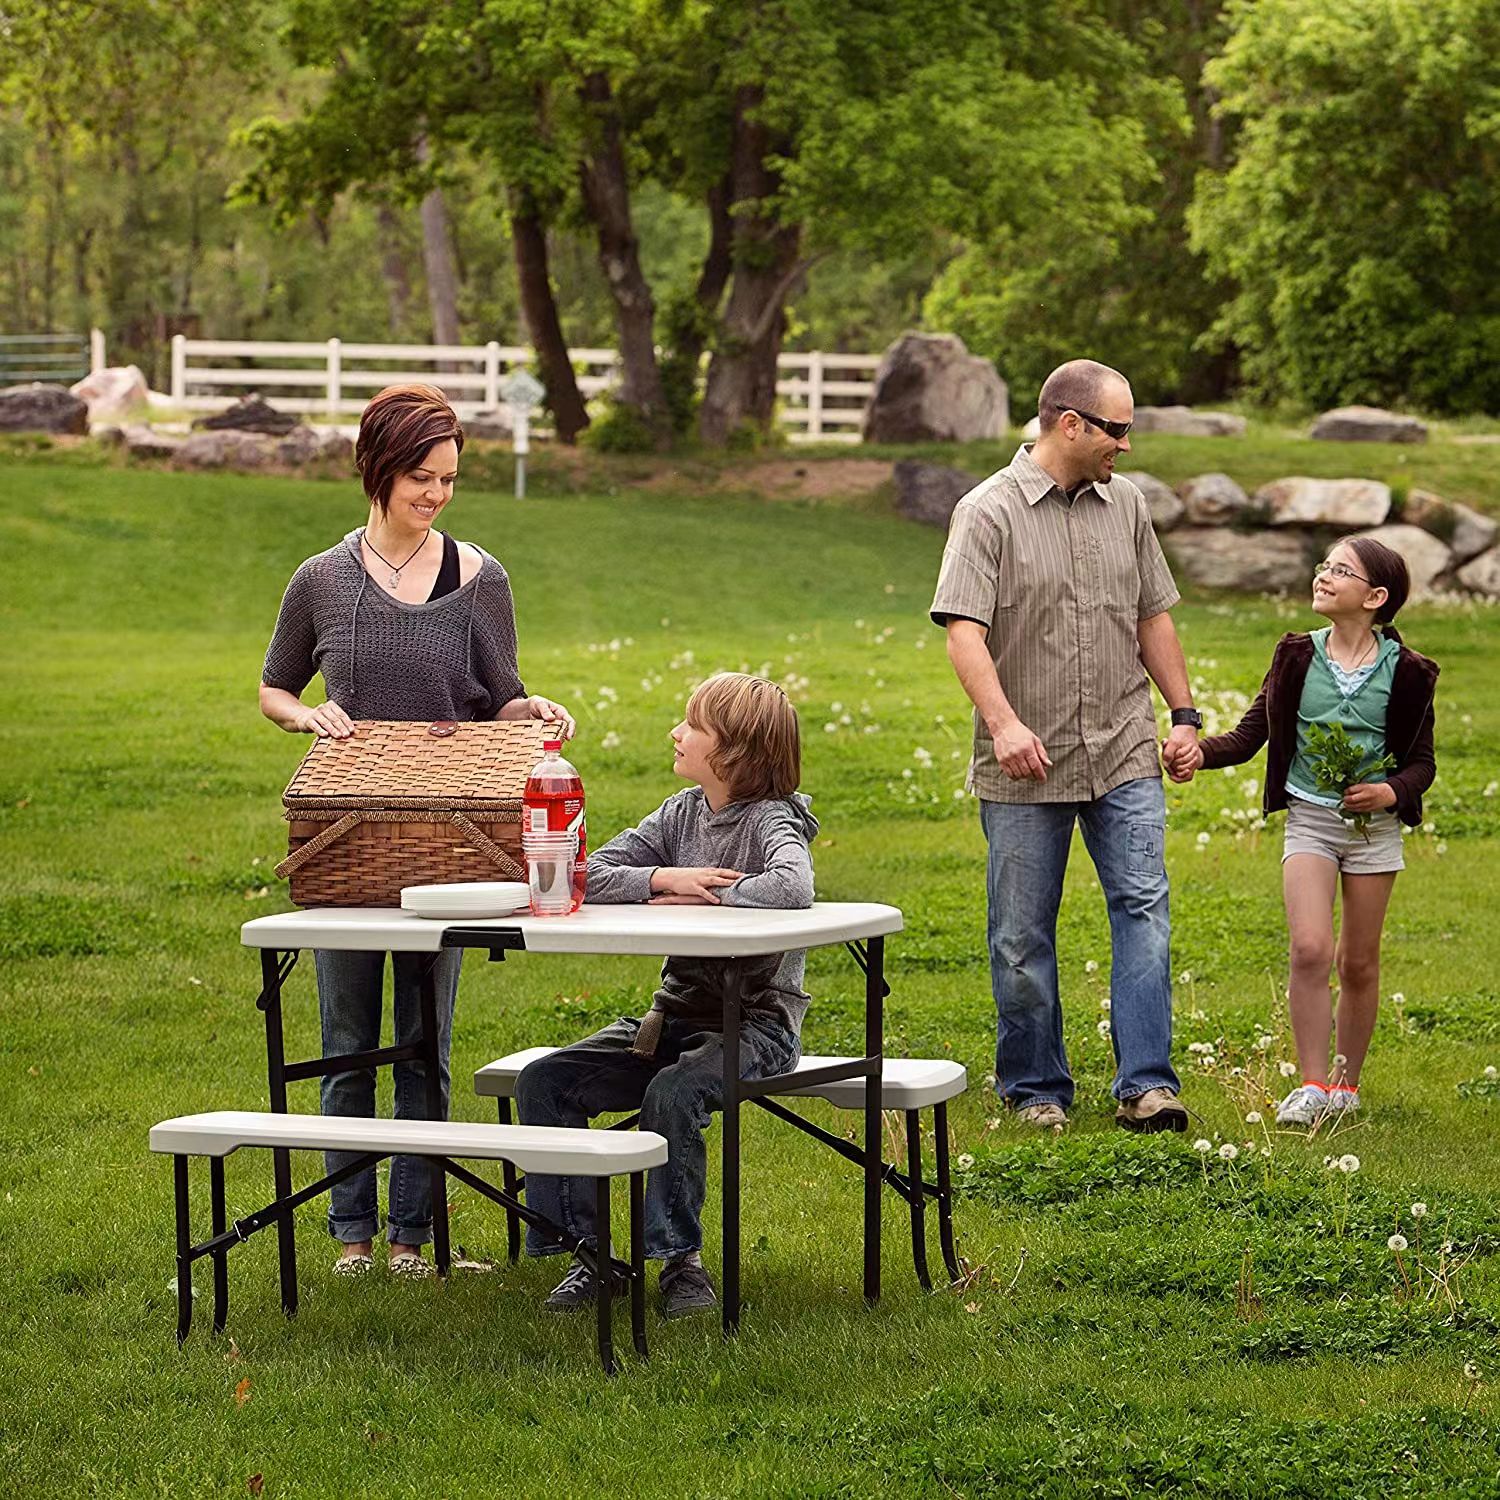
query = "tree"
(1189, 0, 1500, 414)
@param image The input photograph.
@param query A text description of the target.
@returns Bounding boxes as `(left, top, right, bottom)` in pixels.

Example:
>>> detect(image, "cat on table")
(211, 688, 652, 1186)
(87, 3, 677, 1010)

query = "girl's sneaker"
(1276, 1083, 1330, 1127)
(1325, 1086, 1360, 1117)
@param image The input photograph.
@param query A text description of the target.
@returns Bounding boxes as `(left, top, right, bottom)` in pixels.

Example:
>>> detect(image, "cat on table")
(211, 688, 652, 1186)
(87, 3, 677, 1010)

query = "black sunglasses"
(1055, 406, 1133, 441)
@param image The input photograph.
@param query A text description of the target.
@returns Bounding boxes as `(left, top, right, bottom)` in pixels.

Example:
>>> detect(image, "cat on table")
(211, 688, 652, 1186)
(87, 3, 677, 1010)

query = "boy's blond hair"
(685, 672, 800, 802)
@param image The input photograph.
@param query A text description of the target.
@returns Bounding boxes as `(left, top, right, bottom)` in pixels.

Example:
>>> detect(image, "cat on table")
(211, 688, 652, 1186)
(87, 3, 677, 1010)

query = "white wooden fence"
(168, 336, 880, 443)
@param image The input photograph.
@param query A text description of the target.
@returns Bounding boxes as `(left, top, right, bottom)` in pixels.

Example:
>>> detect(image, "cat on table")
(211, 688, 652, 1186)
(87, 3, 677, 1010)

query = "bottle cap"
(542, 739, 563, 752)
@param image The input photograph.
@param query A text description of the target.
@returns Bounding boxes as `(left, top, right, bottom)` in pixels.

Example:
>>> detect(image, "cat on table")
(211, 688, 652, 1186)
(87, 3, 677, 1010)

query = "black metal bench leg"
(419, 959, 451, 1278)
(173, 1155, 193, 1345)
(260, 950, 299, 1317)
(905, 1109, 932, 1291)
(630, 1170, 647, 1360)
(595, 1177, 616, 1376)
(497, 1097, 522, 1265)
(210, 1156, 230, 1334)
(934, 1102, 961, 1282)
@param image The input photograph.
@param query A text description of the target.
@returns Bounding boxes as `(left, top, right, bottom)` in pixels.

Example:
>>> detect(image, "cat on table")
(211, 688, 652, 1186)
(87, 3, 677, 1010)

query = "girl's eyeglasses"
(1313, 560, 1371, 583)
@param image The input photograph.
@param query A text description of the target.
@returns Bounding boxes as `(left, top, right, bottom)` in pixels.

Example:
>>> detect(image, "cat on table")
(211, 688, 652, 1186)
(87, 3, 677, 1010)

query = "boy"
(515, 672, 818, 1317)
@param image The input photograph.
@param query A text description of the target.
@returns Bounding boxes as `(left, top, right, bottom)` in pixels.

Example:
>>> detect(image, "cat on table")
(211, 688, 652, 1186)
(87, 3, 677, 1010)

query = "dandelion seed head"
(956, 1153, 975, 1169)
(1412, 1202, 1427, 1218)
(1388, 1234, 1408, 1252)
(1245, 1111, 1262, 1125)
(1279, 1061, 1298, 1078)
(1218, 1143, 1239, 1161)
(1338, 1154, 1361, 1174)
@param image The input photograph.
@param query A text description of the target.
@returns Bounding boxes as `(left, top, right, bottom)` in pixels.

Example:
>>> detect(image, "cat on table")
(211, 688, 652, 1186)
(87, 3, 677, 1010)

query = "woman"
(259, 383, 573, 1277)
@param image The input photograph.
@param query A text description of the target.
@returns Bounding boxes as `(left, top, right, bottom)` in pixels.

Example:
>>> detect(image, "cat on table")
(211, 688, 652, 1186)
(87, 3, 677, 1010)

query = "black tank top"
(426, 532, 461, 602)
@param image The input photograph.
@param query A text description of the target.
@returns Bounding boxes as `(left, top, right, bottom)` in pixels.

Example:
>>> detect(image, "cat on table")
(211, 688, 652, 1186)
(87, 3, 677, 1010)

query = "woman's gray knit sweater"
(262, 530, 525, 721)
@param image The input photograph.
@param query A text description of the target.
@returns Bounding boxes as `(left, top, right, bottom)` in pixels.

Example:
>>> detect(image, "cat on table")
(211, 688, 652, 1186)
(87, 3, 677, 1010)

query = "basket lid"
(282, 719, 549, 811)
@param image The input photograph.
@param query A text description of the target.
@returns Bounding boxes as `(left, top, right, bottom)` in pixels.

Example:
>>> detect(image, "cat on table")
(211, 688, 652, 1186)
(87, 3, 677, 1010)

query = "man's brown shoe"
(1115, 1087, 1188, 1134)
(1016, 1101, 1068, 1130)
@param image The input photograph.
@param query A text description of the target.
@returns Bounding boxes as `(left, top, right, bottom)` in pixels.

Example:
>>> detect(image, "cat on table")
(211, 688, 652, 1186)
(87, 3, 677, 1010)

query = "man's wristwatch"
(1170, 707, 1203, 730)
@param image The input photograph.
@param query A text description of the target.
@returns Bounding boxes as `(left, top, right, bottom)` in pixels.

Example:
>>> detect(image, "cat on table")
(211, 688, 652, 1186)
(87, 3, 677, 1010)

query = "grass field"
(2, 439, 1498, 1497)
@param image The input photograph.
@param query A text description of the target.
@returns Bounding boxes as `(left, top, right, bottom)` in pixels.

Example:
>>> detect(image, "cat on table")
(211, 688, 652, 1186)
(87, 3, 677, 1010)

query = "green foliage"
(579, 396, 666, 454)
(1301, 722, 1398, 833)
(1189, 0, 1500, 414)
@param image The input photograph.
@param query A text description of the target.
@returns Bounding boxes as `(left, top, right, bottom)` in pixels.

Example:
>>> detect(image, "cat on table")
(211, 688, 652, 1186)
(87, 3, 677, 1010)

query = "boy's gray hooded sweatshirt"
(585, 788, 819, 1050)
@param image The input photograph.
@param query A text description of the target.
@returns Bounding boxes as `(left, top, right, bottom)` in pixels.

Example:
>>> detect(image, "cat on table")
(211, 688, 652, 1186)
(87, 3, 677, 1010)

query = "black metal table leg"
(497, 1096, 522, 1264)
(260, 949, 298, 1317)
(864, 935, 884, 1306)
(934, 1100, 961, 1281)
(630, 1170, 647, 1359)
(174, 1155, 193, 1345)
(419, 955, 450, 1277)
(904, 1109, 931, 1291)
(595, 1177, 616, 1376)
(721, 965, 744, 1337)
(210, 1156, 230, 1333)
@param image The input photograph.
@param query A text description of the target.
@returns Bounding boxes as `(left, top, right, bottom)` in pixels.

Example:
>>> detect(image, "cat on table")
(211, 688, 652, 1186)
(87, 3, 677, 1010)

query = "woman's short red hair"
(355, 384, 465, 511)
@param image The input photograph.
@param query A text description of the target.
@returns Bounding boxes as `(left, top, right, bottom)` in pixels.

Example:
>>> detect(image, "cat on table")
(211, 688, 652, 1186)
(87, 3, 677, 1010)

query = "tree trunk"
(699, 87, 803, 447)
(509, 184, 590, 444)
(375, 202, 414, 335)
(419, 185, 461, 347)
(576, 71, 668, 443)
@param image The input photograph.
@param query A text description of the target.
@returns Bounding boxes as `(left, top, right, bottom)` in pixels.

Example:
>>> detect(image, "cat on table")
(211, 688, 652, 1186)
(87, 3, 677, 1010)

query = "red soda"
(523, 740, 587, 911)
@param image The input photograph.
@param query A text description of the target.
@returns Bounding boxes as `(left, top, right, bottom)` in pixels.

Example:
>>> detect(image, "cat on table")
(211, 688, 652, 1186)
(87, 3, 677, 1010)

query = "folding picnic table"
(239, 901, 903, 1333)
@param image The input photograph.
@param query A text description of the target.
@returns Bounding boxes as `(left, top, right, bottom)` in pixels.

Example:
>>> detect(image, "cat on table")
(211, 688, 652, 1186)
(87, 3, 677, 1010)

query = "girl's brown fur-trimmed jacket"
(1199, 627, 1440, 827)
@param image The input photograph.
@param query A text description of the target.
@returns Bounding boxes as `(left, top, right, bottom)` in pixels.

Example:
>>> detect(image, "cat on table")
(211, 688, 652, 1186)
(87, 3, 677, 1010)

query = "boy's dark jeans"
(514, 1012, 801, 1260)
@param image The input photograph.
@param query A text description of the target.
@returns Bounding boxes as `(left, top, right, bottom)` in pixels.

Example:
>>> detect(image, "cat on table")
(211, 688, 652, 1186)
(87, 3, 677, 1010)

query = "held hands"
(1161, 725, 1202, 783)
(1341, 781, 1397, 814)
(648, 867, 744, 905)
(296, 700, 355, 738)
(992, 718, 1052, 782)
(523, 695, 577, 741)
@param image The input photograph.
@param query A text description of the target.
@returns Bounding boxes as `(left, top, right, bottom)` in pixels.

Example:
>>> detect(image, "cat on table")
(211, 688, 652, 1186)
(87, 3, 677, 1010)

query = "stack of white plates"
(400, 881, 530, 920)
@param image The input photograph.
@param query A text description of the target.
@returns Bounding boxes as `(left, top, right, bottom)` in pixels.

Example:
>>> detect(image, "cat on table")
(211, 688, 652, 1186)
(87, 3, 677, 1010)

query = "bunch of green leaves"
(1301, 722, 1397, 835)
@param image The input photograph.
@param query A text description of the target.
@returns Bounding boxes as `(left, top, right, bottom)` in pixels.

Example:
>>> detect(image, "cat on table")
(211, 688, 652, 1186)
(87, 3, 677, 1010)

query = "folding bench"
(475, 1050, 966, 1289)
(149, 1110, 667, 1374)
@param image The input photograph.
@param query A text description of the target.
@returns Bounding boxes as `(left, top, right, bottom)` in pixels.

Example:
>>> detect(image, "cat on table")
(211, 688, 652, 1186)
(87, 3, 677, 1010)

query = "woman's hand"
(1342, 781, 1397, 813)
(648, 867, 743, 903)
(1161, 737, 1204, 782)
(510, 694, 576, 741)
(296, 700, 355, 738)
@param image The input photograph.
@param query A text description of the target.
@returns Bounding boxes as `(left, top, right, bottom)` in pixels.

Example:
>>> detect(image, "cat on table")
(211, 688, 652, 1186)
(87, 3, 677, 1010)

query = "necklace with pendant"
(363, 530, 429, 588)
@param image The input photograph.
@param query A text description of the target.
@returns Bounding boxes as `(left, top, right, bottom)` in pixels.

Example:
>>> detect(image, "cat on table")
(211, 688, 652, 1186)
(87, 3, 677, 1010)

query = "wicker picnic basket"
(275, 719, 547, 907)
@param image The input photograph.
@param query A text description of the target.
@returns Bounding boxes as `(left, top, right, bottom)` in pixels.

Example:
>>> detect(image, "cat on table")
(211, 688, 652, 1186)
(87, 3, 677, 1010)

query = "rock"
(1021, 415, 1041, 441)
(464, 407, 515, 442)
(1178, 471, 1253, 526)
(1456, 547, 1500, 597)
(192, 393, 300, 435)
(0, 382, 89, 435)
(116, 423, 184, 459)
(1351, 524, 1452, 596)
(1258, 477, 1391, 529)
(1131, 406, 1246, 437)
(1121, 471, 1184, 532)
(1168, 527, 1312, 592)
(174, 430, 276, 468)
(1403, 488, 1497, 565)
(274, 425, 351, 467)
(861, 332, 1009, 443)
(70, 366, 149, 423)
(1309, 405, 1427, 444)
(315, 430, 355, 465)
(893, 460, 977, 528)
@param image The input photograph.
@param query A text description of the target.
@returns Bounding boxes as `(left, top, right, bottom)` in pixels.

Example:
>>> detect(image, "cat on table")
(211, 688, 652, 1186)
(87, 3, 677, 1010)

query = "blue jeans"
(514, 1012, 801, 1260)
(981, 776, 1179, 1110)
(314, 947, 462, 1245)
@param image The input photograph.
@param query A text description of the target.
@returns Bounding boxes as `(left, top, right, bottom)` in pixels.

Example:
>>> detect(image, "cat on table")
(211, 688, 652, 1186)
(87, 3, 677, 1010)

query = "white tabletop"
(240, 900, 903, 957)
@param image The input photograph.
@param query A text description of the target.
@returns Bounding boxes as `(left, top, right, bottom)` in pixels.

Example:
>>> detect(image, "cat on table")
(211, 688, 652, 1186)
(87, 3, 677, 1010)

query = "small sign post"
(500, 368, 546, 500)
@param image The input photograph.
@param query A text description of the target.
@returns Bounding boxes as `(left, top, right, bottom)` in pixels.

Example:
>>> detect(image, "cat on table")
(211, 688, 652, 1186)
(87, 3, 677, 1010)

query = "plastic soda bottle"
(522, 739, 586, 911)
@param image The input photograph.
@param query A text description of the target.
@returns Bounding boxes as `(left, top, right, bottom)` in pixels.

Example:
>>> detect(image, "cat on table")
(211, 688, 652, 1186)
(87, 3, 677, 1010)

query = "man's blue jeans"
(314, 947, 461, 1246)
(514, 1012, 800, 1260)
(981, 775, 1179, 1111)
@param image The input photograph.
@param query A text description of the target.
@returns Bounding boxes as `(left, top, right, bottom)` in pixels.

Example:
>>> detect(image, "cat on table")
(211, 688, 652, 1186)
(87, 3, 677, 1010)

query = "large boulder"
(893, 460, 977, 528)
(1351, 524, 1453, 596)
(1456, 547, 1500, 598)
(175, 430, 276, 468)
(1178, 471, 1253, 526)
(861, 333, 1008, 443)
(70, 366, 149, 423)
(0, 382, 89, 434)
(1168, 527, 1311, 592)
(1121, 471, 1184, 532)
(106, 423, 184, 459)
(1258, 476, 1391, 529)
(464, 407, 515, 442)
(193, 393, 300, 436)
(1309, 406, 1427, 444)
(1131, 406, 1246, 437)
(1403, 488, 1497, 565)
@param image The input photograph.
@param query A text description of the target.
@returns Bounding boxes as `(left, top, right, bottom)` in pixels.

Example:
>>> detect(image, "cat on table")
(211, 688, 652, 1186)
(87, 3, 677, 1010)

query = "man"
(930, 359, 1199, 1132)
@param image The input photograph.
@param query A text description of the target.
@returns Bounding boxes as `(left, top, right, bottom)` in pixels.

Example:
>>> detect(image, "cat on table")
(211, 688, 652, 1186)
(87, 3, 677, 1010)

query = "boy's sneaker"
(543, 1256, 596, 1311)
(1325, 1086, 1360, 1118)
(1275, 1083, 1330, 1127)
(660, 1257, 717, 1319)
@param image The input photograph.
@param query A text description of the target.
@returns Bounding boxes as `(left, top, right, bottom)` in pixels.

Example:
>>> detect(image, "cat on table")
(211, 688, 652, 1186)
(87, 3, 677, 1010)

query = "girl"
(1170, 536, 1438, 1126)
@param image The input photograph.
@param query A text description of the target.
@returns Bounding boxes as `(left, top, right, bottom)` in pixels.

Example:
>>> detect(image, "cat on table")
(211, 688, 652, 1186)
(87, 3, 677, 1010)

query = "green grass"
(2, 451, 1498, 1497)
